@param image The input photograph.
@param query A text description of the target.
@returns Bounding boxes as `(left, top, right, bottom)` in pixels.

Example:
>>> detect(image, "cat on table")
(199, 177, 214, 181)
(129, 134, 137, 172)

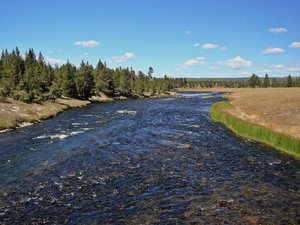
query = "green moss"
(210, 101, 300, 158)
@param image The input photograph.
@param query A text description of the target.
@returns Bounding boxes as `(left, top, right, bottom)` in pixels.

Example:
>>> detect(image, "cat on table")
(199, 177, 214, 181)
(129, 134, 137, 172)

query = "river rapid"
(0, 92, 299, 224)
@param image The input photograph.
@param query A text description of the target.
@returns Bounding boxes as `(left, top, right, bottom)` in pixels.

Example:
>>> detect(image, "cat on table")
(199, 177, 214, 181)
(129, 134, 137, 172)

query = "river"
(0, 92, 299, 224)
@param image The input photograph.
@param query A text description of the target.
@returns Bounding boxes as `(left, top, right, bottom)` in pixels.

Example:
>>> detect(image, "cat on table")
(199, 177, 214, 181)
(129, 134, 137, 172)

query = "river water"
(0, 92, 299, 224)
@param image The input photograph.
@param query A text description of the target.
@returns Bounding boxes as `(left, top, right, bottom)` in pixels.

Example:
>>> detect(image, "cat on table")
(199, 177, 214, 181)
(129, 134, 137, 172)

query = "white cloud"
(83, 52, 89, 57)
(268, 27, 288, 33)
(74, 40, 99, 47)
(289, 42, 300, 48)
(272, 64, 285, 69)
(113, 52, 136, 63)
(219, 47, 227, 51)
(209, 66, 218, 70)
(45, 57, 66, 66)
(48, 51, 55, 54)
(183, 56, 207, 67)
(222, 56, 253, 69)
(193, 42, 200, 48)
(202, 43, 219, 49)
(262, 47, 285, 54)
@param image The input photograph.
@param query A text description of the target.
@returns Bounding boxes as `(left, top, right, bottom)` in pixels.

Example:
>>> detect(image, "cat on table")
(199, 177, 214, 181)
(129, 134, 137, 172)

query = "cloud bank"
(268, 27, 288, 33)
(113, 52, 136, 63)
(74, 40, 99, 47)
(222, 56, 253, 69)
(183, 56, 207, 67)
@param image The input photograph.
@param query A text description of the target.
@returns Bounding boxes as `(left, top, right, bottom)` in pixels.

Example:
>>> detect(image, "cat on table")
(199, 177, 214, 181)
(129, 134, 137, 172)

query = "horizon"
(1, 0, 300, 78)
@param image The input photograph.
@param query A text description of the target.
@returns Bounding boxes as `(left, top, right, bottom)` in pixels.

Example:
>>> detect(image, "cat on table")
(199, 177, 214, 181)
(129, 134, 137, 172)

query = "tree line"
(248, 73, 300, 88)
(0, 48, 186, 103)
(1, 48, 299, 103)
(185, 74, 300, 89)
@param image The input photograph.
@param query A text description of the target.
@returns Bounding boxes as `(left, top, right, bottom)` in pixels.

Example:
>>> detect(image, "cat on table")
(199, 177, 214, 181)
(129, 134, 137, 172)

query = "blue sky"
(1, 0, 300, 78)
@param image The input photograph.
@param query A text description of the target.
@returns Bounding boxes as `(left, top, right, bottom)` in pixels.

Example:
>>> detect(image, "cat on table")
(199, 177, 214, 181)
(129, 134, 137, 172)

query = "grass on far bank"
(211, 101, 300, 158)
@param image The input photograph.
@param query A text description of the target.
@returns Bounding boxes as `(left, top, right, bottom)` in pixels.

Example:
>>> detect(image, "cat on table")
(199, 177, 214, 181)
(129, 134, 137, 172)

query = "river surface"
(0, 92, 299, 224)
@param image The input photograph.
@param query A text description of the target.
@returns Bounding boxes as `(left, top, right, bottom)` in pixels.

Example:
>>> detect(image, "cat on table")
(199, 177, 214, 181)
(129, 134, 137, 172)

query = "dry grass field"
(180, 87, 300, 140)
(225, 88, 300, 140)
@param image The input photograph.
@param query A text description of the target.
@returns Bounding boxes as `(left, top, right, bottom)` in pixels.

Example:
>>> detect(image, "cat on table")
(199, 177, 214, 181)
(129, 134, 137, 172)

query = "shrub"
(0, 88, 9, 103)
(49, 84, 62, 100)
(13, 90, 34, 103)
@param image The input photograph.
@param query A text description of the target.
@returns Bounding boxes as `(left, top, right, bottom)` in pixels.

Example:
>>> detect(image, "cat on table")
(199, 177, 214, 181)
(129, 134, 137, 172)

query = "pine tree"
(55, 62, 77, 97)
(117, 69, 130, 96)
(134, 71, 145, 95)
(148, 67, 154, 79)
(271, 78, 279, 87)
(249, 74, 260, 88)
(263, 73, 270, 88)
(75, 61, 94, 99)
(94, 60, 114, 97)
(286, 75, 293, 87)
(18, 48, 37, 93)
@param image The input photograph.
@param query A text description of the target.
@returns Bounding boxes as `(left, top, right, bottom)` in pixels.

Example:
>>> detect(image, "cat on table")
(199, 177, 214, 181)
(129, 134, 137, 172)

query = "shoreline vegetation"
(178, 87, 300, 158)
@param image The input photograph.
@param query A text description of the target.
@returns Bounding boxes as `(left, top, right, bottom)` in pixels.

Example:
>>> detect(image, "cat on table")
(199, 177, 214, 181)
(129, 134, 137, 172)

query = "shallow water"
(0, 92, 299, 224)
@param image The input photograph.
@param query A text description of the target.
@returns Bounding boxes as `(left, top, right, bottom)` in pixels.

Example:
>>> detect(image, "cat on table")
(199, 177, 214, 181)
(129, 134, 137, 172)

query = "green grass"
(210, 101, 300, 158)
(0, 120, 18, 130)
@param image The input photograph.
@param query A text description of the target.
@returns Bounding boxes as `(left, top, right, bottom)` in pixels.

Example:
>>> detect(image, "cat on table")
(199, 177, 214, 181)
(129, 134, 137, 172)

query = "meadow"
(208, 88, 300, 157)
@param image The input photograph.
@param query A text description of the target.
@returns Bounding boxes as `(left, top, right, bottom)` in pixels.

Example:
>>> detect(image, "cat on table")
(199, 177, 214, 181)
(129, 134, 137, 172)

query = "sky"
(1, 0, 300, 78)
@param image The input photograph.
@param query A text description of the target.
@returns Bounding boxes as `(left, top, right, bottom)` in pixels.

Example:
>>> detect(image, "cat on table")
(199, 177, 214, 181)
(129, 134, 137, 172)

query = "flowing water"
(0, 92, 299, 224)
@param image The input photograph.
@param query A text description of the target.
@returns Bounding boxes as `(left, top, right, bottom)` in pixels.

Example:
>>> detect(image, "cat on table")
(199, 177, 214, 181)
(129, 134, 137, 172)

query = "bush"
(33, 94, 45, 103)
(49, 84, 62, 100)
(13, 90, 34, 103)
(0, 88, 9, 103)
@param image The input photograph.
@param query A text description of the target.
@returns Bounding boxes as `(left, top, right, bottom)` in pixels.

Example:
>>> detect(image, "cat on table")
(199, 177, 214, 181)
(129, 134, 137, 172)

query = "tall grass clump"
(210, 101, 300, 158)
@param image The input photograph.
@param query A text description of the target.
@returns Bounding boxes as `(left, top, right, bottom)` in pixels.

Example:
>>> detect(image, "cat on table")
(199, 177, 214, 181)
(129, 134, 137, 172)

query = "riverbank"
(0, 92, 180, 132)
(0, 98, 91, 132)
(208, 88, 300, 158)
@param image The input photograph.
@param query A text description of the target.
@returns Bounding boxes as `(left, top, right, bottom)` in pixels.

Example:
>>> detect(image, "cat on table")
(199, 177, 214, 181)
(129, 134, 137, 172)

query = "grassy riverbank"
(208, 88, 300, 158)
(211, 101, 300, 158)
(0, 92, 179, 132)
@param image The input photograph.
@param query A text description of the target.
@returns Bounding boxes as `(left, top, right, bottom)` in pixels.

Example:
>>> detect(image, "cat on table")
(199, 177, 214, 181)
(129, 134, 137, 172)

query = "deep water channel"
(0, 92, 299, 224)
